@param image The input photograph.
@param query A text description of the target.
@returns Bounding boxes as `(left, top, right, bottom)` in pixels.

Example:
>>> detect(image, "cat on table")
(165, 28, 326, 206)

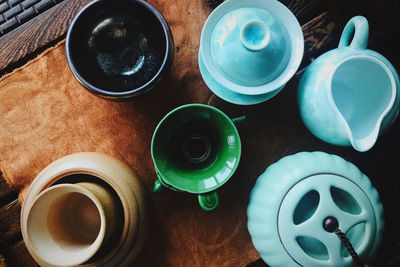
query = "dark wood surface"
(0, 0, 91, 76)
(1, 0, 400, 266)
(0, 174, 36, 266)
(0, 0, 67, 38)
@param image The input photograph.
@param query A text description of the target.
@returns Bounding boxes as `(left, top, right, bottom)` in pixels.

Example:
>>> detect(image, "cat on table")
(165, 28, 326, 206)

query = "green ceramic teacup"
(151, 104, 242, 211)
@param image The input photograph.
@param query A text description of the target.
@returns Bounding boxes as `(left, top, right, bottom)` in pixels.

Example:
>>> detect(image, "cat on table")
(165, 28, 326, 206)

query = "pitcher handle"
(198, 191, 219, 211)
(338, 16, 369, 50)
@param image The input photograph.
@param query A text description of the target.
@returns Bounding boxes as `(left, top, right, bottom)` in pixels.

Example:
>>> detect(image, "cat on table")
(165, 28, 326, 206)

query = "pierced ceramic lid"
(209, 7, 291, 86)
(278, 173, 377, 266)
(247, 152, 384, 267)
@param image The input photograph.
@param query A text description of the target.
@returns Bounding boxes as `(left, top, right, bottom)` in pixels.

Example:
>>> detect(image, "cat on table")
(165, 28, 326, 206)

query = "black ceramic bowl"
(66, 0, 174, 100)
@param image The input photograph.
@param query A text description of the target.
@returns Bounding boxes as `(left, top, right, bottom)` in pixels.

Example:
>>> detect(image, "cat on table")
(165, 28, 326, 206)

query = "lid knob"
(323, 216, 339, 232)
(240, 20, 270, 51)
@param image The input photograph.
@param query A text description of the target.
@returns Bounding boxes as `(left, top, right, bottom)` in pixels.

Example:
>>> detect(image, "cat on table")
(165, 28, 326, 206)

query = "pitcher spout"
(329, 54, 397, 152)
(349, 126, 380, 152)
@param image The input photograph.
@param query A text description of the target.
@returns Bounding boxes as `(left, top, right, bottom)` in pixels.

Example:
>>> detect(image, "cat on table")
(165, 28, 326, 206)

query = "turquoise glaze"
(199, 0, 303, 105)
(210, 7, 290, 86)
(247, 151, 384, 267)
(298, 16, 400, 151)
(199, 53, 284, 105)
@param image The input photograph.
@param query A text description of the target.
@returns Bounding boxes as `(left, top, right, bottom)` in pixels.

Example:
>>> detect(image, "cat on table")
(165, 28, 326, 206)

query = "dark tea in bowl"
(66, 0, 174, 100)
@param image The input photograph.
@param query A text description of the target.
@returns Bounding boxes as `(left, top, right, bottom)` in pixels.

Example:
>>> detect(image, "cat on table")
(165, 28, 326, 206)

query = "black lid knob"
(323, 216, 339, 232)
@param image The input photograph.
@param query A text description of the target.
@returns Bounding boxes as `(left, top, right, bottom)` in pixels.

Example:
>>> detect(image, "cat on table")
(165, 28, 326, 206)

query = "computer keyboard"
(0, 0, 64, 37)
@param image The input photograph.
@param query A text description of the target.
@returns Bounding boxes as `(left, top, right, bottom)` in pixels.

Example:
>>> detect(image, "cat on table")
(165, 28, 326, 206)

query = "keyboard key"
(0, 17, 18, 34)
(16, 6, 35, 23)
(20, 0, 39, 9)
(0, 2, 10, 13)
(8, 0, 23, 7)
(3, 4, 22, 19)
(34, 0, 54, 12)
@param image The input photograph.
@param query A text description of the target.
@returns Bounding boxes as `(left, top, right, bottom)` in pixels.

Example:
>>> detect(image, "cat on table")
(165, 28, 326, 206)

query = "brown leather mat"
(0, 0, 269, 265)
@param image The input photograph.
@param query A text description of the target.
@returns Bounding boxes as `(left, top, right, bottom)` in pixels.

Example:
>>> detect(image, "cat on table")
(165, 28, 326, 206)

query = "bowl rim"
(66, 0, 173, 99)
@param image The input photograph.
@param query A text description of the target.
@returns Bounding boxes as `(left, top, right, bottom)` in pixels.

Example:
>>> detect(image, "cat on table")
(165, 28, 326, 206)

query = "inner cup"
(181, 133, 212, 165)
(330, 56, 394, 141)
(47, 192, 101, 247)
(240, 20, 270, 51)
(169, 118, 219, 169)
(27, 184, 106, 266)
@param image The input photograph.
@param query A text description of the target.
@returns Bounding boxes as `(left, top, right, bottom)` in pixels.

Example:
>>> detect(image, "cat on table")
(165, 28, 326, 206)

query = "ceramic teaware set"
(20, 0, 396, 266)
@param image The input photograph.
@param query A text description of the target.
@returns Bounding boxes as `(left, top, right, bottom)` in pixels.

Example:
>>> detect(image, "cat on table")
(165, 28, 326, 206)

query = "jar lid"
(247, 152, 384, 267)
(278, 173, 377, 266)
(210, 7, 291, 86)
(200, 0, 303, 95)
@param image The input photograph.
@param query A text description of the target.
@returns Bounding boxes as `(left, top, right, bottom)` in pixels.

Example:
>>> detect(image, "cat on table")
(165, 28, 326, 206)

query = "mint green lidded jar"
(247, 152, 384, 267)
(199, 0, 304, 105)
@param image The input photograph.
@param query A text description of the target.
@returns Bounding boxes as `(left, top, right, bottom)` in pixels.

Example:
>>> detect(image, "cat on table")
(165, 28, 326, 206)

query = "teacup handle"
(153, 175, 179, 193)
(231, 115, 246, 124)
(338, 16, 369, 50)
(198, 191, 219, 211)
(153, 178, 168, 193)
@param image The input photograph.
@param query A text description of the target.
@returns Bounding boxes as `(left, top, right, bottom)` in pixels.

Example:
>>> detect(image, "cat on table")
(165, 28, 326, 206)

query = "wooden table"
(1, 0, 400, 266)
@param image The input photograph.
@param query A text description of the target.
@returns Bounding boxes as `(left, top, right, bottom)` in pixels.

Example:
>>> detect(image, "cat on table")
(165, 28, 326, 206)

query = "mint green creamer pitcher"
(298, 16, 400, 152)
